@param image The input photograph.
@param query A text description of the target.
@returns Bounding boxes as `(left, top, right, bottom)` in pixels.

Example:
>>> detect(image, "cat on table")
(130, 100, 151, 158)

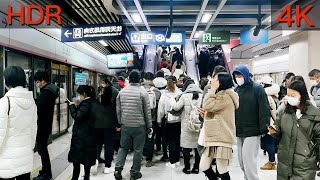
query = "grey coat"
(171, 84, 203, 148)
(311, 86, 320, 108)
(116, 83, 152, 128)
(272, 104, 320, 180)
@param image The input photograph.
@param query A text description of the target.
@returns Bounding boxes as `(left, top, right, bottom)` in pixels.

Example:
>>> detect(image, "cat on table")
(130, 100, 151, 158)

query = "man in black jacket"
(33, 71, 59, 180)
(232, 65, 270, 180)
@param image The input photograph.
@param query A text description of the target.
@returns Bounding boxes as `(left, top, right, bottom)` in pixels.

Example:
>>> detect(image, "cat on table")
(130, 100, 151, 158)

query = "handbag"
(186, 97, 201, 132)
(168, 94, 184, 116)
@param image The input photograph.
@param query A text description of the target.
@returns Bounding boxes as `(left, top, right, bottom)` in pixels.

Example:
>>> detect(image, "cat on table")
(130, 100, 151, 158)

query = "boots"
(203, 168, 217, 180)
(220, 172, 231, 180)
(260, 161, 276, 170)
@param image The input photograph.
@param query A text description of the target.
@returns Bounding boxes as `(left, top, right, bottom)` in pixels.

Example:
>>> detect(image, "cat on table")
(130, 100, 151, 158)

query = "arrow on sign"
(64, 30, 72, 38)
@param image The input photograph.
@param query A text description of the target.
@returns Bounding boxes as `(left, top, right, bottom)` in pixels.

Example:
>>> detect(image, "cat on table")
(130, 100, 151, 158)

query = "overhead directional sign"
(199, 31, 230, 45)
(61, 23, 125, 42)
(240, 30, 268, 44)
(129, 31, 186, 45)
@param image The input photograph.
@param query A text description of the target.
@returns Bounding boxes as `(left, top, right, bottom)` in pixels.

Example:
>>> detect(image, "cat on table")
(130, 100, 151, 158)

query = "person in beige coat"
(198, 72, 239, 180)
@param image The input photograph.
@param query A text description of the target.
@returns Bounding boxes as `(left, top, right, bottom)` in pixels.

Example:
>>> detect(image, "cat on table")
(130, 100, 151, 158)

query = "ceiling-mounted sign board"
(240, 30, 269, 44)
(199, 31, 230, 45)
(129, 31, 186, 45)
(61, 23, 125, 42)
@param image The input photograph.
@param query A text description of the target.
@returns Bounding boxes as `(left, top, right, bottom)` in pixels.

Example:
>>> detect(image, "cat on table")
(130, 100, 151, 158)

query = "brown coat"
(200, 88, 239, 148)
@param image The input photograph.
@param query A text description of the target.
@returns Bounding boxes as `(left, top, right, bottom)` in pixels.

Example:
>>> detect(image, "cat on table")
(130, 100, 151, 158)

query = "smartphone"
(65, 98, 71, 103)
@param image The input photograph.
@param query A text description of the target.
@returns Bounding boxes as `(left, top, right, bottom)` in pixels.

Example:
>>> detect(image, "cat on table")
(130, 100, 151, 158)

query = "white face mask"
(236, 77, 245, 86)
(287, 96, 300, 106)
(310, 80, 318, 86)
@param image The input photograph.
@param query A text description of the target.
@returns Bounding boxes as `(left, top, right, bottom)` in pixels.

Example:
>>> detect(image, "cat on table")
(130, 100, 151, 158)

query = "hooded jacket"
(170, 84, 202, 148)
(272, 104, 320, 180)
(37, 83, 59, 135)
(232, 65, 270, 137)
(153, 77, 167, 91)
(0, 87, 37, 178)
(199, 88, 239, 148)
(157, 87, 182, 124)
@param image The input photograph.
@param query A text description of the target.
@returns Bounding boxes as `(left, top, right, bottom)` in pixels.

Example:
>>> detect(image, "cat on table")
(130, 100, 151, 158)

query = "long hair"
(215, 73, 234, 92)
(167, 76, 176, 92)
(285, 80, 310, 114)
(101, 86, 113, 106)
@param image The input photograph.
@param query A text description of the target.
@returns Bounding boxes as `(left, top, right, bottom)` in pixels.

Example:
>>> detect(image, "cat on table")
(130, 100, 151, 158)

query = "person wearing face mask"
(232, 65, 271, 180)
(269, 80, 320, 180)
(68, 85, 97, 180)
(309, 69, 320, 109)
(0, 66, 37, 180)
(33, 71, 59, 180)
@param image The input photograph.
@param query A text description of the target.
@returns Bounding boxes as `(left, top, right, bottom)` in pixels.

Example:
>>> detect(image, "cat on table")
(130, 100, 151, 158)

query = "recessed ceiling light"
(201, 14, 212, 23)
(273, 48, 282, 52)
(194, 32, 200, 39)
(99, 40, 108, 46)
(131, 13, 143, 23)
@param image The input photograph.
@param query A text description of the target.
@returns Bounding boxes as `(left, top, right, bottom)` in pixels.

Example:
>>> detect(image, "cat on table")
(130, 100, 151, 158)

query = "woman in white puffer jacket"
(0, 66, 37, 179)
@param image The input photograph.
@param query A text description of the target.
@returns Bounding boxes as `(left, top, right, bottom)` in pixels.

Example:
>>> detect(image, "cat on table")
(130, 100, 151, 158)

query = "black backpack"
(91, 100, 108, 128)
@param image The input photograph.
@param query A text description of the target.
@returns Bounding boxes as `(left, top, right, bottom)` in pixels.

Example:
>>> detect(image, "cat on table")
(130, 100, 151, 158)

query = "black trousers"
(182, 148, 200, 169)
(145, 121, 158, 161)
(95, 128, 115, 168)
(0, 173, 30, 180)
(165, 122, 181, 164)
(36, 133, 52, 176)
(155, 121, 162, 151)
(72, 163, 91, 180)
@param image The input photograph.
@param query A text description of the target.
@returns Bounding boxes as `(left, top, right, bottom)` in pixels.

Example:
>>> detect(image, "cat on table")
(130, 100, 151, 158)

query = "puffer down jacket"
(0, 87, 37, 178)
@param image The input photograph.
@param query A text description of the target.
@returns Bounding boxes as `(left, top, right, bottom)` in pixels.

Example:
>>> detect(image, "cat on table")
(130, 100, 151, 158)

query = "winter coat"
(153, 77, 167, 91)
(0, 87, 37, 178)
(311, 85, 320, 108)
(116, 83, 152, 128)
(172, 61, 186, 73)
(170, 84, 202, 148)
(272, 104, 320, 180)
(264, 84, 280, 125)
(172, 53, 183, 66)
(207, 57, 221, 76)
(233, 65, 271, 137)
(37, 83, 59, 136)
(278, 84, 287, 101)
(157, 88, 182, 124)
(198, 50, 210, 76)
(199, 88, 239, 148)
(158, 60, 171, 71)
(69, 98, 97, 166)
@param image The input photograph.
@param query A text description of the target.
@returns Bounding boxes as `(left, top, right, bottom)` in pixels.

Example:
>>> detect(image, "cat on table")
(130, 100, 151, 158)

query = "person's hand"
(116, 127, 121, 132)
(149, 128, 153, 135)
(211, 79, 220, 90)
(197, 107, 205, 118)
(268, 125, 278, 134)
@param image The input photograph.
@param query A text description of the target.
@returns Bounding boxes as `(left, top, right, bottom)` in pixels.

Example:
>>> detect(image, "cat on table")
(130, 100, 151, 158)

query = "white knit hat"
(260, 75, 273, 85)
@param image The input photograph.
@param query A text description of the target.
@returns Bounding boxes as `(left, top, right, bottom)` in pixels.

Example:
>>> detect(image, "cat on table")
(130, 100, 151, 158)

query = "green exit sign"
(199, 31, 230, 44)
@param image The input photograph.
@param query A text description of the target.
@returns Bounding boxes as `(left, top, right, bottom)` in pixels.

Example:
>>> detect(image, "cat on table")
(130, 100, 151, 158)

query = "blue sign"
(61, 23, 125, 42)
(129, 31, 186, 45)
(240, 30, 269, 44)
(75, 73, 88, 85)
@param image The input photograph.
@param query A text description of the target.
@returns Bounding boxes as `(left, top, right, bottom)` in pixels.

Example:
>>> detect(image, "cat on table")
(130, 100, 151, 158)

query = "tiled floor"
(32, 134, 320, 180)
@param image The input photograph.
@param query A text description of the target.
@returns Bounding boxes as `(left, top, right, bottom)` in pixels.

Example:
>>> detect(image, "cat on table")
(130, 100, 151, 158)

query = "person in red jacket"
(158, 59, 171, 71)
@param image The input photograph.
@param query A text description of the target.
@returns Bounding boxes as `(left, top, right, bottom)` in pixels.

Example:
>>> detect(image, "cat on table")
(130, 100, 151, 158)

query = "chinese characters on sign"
(199, 31, 230, 45)
(61, 23, 124, 42)
(129, 31, 186, 45)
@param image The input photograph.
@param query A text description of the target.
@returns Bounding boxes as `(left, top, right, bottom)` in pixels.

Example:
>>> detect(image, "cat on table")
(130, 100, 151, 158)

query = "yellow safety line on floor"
(31, 166, 42, 175)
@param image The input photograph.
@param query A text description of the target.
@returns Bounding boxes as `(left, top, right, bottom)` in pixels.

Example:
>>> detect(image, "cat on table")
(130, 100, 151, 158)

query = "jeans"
(36, 133, 52, 176)
(115, 126, 146, 177)
(182, 148, 200, 169)
(263, 134, 276, 162)
(95, 128, 115, 167)
(165, 122, 181, 164)
(0, 173, 30, 180)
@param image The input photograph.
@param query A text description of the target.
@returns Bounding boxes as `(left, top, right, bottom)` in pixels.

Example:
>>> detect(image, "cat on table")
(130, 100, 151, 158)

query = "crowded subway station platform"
(1, 0, 320, 179)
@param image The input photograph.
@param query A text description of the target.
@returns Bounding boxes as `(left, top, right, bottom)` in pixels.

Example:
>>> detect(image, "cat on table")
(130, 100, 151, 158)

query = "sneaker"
(183, 168, 191, 174)
(191, 167, 199, 174)
(165, 162, 177, 168)
(104, 167, 115, 174)
(91, 160, 99, 175)
(114, 170, 122, 180)
(260, 162, 276, 170)
(146, 161, 154, 167)
(130, 172, 142, 180)
(175, 161, 180, 167)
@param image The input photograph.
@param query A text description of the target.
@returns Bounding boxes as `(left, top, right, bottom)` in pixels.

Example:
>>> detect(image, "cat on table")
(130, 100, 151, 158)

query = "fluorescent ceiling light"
(201, 14, 212, 23)
(131, 13, 143, 23)
(194, 32, 200, 39)
(99, 40, 109, 46)
(273, 48, 282, 52)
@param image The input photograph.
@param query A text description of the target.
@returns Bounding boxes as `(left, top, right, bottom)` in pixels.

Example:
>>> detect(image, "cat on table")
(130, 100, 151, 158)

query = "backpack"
(146, 87, 157, 109)
(186, 97, 201, 133)
(91, 100, 108, 128)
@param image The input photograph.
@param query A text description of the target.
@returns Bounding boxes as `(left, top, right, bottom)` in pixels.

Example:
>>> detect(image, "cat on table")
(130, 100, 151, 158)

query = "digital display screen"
(107, 53, 134, 69)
